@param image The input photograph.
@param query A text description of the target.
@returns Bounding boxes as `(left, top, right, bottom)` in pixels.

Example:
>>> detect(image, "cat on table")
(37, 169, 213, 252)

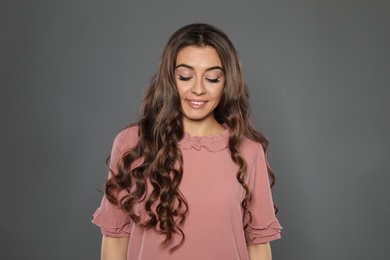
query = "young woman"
(92, 23, 281, 260)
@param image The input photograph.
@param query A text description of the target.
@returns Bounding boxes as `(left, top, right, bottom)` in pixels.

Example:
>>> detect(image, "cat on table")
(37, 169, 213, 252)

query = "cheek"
(214, 86, 225, 105)
(214, 84, 225, 100)
(175, 82, 185, 98)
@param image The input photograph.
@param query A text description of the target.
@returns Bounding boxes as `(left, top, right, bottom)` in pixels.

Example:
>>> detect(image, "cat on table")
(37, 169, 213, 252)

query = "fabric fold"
(92, 207, 132, 237)
(178, 127, 229, 152)
(246, 219, 282, 244)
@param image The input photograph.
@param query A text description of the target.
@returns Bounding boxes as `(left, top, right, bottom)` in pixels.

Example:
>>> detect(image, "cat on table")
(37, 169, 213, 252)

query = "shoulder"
(239, 136, 265, 165)
(112, 124, 139, 154)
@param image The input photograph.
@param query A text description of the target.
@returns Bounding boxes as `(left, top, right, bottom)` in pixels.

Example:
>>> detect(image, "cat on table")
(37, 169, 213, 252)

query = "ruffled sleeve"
(92, 127, 139, 238)
(92, 195, 132, 237)
(242, 138, 282, 245)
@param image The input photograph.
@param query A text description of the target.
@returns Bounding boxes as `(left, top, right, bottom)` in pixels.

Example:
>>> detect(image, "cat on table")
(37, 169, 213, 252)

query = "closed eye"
(206, 77, 221, 83)
(178, 75, 192, 81)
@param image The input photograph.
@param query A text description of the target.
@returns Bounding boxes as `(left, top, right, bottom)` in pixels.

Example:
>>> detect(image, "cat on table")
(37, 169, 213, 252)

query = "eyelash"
(178, 75, 221, 83)
(178, 75, 192, 81)
(207, 77, 220, 83)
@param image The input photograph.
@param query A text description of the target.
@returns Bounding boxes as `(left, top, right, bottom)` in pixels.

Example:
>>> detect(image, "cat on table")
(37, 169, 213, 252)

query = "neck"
(183, 118, 226, 137)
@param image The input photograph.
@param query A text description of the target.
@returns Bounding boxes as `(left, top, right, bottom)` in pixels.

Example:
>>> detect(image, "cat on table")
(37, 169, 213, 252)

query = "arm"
(94, 129, 135, 259)
(247, 242, 272, 260)
(243, 141, 281, 259)
(101, 235, 129, 260)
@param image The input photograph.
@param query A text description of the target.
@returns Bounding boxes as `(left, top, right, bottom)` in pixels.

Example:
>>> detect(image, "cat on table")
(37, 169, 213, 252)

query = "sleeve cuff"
(92, 207, 132, 238)
(246, 219, 282, 245)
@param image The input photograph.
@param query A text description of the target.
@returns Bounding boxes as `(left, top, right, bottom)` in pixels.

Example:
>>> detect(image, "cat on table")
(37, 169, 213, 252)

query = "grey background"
(1, 0, 389, 259)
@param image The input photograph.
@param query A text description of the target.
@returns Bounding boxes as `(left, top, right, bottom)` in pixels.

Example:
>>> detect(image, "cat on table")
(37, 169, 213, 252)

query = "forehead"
(176, 45, 222, 68)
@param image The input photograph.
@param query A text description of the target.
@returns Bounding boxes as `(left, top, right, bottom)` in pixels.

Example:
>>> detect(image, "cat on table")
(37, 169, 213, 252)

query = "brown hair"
(105, 23, 276, 251)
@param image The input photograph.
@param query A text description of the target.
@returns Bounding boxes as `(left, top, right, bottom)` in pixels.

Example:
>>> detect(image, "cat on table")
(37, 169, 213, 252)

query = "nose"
(191, 78, 206, 95)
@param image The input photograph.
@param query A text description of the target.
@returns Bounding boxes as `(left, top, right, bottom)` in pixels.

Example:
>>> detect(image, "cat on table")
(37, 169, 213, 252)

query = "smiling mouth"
(191, 101, 205, 105)
(186, 99, 207, 108)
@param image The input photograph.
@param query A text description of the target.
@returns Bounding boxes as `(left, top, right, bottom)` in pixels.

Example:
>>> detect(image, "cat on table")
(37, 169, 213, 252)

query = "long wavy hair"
(105, 23, 276, 251)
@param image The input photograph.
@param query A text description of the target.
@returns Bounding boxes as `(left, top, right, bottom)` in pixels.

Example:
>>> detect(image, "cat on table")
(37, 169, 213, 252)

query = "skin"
(175, 45, 226, 136)
(248, 242, 272, 260)
(100, 45, 273, 260)
(101, 235, 128, 260)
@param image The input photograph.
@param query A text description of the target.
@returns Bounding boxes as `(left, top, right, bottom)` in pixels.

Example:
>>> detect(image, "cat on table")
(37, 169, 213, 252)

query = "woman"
(92, 23, 281, 260)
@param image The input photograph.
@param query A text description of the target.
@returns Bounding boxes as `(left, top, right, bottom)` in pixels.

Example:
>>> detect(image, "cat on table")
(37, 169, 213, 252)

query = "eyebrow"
(175, 64, 224, 72)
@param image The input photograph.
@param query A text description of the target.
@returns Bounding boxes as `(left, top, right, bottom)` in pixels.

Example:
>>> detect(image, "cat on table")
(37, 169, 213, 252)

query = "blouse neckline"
(178, 126, 229, 152)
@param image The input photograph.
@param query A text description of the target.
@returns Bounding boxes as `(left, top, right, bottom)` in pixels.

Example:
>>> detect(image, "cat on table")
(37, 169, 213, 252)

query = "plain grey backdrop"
(1, 0, 389, 259)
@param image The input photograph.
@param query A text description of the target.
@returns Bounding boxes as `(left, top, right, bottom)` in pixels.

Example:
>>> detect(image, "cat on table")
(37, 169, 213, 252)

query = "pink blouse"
(92, 126, 281, 259)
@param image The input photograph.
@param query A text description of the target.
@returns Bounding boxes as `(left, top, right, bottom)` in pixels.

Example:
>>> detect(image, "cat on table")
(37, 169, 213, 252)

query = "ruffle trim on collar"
(178, 127, 229, 152)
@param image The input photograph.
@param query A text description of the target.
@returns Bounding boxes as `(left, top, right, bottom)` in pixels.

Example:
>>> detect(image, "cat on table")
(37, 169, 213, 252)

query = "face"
(175, 45, 225, 128)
